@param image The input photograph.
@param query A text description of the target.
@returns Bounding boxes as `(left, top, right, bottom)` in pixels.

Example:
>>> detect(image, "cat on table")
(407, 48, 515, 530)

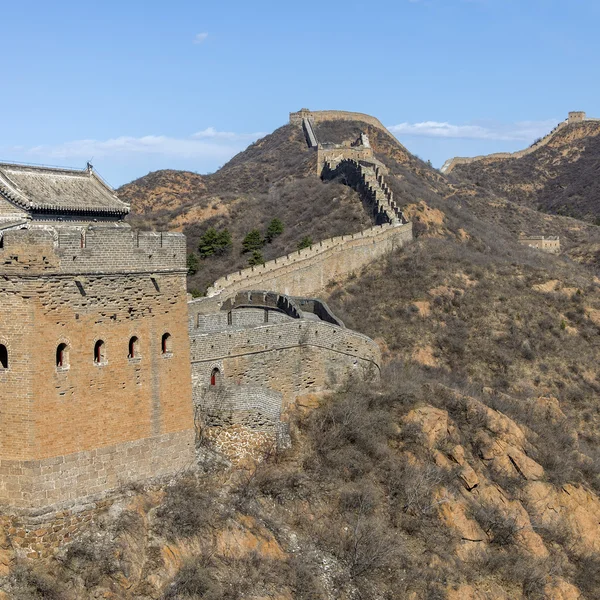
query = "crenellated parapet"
(204, 222, 412, 300)
(0, 225, 187, 276)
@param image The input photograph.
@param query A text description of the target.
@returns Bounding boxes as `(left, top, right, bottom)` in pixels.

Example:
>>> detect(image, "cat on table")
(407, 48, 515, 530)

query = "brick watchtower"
(0, 163, 195, 510)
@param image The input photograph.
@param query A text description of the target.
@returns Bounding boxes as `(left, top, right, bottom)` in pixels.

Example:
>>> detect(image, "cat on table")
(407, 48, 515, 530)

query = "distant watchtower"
(568, 111, 586, 123)
(0, 163, 194, 510)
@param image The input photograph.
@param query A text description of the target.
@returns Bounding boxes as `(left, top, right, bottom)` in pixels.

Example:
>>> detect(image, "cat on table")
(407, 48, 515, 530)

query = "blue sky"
(1, 0, 598, 186)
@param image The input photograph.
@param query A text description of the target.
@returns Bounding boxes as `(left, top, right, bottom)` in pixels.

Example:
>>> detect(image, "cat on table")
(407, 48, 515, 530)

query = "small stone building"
(519, 235, 561, 255)
(0, 163, 195, 511)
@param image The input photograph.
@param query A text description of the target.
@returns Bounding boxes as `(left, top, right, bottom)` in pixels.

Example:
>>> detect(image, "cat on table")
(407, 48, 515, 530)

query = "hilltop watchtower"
(568, 111, 586, 123)
(0, 163, 194, 510)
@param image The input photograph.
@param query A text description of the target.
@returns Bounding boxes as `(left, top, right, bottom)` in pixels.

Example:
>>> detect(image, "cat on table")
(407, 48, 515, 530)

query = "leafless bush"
(470, 505, 523, 547)
(155, 475, 225, 540)
(61, 536, 119, 588)
(163, 557, 222, 599)
(9, 564, 68, 600)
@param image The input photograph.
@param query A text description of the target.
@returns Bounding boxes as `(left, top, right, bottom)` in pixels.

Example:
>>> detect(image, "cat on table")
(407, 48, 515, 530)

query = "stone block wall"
(194, 382, 283, 428)
(205, 222, 413, 300)
(190, 315, 381, 410)
(0, 430, 194, 511)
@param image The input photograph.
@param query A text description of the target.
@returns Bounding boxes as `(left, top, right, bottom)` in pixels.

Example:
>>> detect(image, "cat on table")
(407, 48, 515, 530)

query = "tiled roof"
(0, 163, 129, 216)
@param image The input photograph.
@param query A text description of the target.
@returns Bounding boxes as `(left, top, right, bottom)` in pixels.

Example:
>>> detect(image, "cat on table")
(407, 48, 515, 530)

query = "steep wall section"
(205, 222, 413, 300)
(322, 159, 406, 225)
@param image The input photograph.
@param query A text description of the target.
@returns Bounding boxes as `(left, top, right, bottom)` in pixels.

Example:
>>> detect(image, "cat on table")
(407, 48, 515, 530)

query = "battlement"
(0, 225, 186, 276)
(205, 222, 412, 300)
(189, 311, 381, 410)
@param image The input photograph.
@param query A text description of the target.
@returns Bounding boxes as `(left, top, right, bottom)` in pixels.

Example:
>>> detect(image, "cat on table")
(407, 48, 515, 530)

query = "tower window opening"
(94, 340, 106, 364)
(211, 367, 221, 386)
(128, 336, 140, 359)
(56, 343, 69, 368)
(0, 345, 7, 369)
(161, 333, 172, 355)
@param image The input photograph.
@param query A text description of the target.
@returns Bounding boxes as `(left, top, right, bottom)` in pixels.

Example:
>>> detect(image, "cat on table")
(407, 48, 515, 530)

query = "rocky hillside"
(120, 116, 600, 293)
(16, 112, 594, 598)
(448, 120, 600, 224)
(120, 124, 373, 294)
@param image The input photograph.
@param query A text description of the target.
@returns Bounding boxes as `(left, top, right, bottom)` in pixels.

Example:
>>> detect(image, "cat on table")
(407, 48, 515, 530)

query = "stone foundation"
(0, 429, 195, 510)
(202, 425, 276, 465)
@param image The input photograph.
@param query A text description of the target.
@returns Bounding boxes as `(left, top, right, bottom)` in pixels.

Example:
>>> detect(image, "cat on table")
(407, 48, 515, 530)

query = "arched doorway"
(210, 367, 221, 386)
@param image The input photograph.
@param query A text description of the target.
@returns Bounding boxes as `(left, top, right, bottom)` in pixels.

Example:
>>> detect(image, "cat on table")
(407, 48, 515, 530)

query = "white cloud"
(193, 32, 209, 44)
(387, 119, 557, 142)
(20, 129, 265, 161)
(192, 127, 266, 140)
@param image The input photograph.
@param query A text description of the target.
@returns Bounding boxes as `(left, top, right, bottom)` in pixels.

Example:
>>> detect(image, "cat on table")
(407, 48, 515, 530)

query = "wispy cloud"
(19, 128, 265, 161)
(387, 119, 558, 142)
(193, 32, 209, 44)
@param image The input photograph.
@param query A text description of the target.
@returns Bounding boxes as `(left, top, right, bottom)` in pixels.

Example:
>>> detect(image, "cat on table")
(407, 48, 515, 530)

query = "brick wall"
(442, 114, 600, 174)
(0, 225, 195, 509)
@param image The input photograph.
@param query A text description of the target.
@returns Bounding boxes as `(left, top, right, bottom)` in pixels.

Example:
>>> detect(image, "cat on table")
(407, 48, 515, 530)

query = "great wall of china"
(0, 110, 414, 556)
(441, 111, 600, 174)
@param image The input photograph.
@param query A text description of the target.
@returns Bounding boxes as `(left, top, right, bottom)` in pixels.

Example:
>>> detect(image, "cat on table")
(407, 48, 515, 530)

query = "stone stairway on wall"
(323, 158, 407, 225)
(302, 117, 318, 148)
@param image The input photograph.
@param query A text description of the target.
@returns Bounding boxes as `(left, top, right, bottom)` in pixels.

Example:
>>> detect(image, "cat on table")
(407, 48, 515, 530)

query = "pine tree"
(248, 250, 265, 266)
(266, 218, 284, 243)
(214, 229, 232, 255)
(242, 229, 264, 253)
(186, 253, 200, 275)
(198, 227, 232, 258)
(297, 236, 313, 250)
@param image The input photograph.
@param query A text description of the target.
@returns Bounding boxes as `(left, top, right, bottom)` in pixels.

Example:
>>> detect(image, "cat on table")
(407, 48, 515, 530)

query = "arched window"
(0, 345, 7, 369)
(94, 340, 106, 364)
(210, 367, 221, 386)
(128, 336, 140, 359)
(161, 333, 172, 355)
(56, 343, 69, 368)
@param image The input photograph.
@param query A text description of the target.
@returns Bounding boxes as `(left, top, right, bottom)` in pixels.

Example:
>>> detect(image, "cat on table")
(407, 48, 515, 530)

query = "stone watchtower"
(0, 163, 195, 511)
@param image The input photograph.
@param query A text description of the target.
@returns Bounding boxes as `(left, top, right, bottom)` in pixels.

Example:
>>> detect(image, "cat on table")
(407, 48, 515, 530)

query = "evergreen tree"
(242, 229, 264, 253)
(214, 229, 232, 255)
(186, 253, 200, 275)
(266, 218, 284, 243)
(198, 227, 232, 258)
(297, 236, 313, 250)
(248, 250, 265, 266)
